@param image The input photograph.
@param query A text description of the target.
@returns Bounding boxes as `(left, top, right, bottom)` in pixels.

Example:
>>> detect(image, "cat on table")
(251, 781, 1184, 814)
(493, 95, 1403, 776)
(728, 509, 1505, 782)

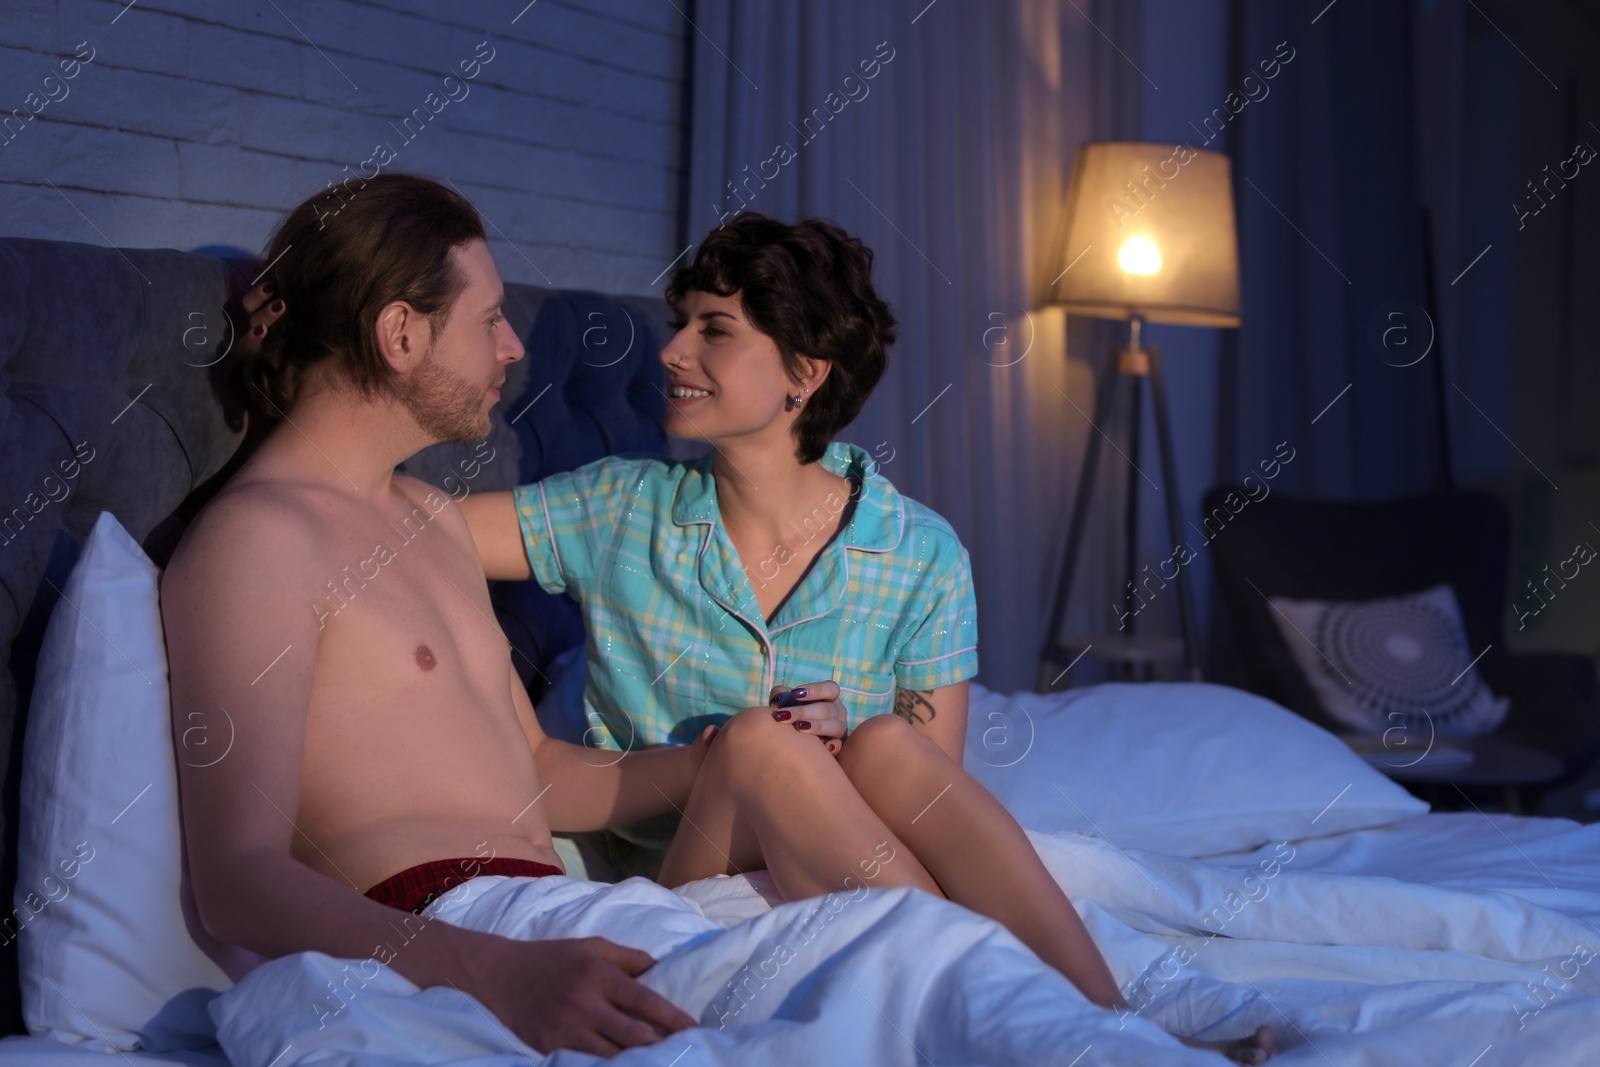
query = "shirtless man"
(160, 174, 775, 1056)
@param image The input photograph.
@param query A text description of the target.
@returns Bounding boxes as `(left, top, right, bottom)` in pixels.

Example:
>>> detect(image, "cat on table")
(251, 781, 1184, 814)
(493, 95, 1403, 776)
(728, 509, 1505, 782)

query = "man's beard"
(394, 351, 490, 444)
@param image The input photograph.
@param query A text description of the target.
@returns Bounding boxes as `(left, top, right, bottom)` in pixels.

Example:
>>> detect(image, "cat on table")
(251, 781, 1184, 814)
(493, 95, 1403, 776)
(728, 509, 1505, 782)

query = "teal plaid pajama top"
(512, 441, 980, 750)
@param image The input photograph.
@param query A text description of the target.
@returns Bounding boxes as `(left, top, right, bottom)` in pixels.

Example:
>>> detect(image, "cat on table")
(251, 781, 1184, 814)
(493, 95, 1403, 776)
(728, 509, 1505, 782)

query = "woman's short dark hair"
(241, 172, 486, 418)
(666, 213, 897, 464)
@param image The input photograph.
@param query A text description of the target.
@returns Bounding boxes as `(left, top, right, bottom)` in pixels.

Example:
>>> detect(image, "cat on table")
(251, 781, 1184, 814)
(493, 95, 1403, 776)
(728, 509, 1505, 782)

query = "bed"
(1, 236, 1597, 1066)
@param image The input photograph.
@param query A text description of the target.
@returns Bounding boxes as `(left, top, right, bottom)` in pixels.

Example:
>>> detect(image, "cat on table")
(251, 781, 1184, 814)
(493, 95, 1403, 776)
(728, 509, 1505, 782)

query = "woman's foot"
(1180, 1025, 1277, 1063)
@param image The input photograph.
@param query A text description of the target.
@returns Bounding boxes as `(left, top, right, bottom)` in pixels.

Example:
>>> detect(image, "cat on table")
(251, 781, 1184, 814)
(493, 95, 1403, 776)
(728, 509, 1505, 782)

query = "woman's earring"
(785, 392, 803, 411)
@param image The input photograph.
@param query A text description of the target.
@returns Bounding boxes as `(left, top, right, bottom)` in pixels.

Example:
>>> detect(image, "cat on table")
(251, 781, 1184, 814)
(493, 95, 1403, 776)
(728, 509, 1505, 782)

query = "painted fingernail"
(261, 281, 274, 294)
(251, 324, 265, 336)
(271, 299, 284, 313)
(772, 709, 791, 722)
(792, 686, 807, 700)
(794, 720, 812, 730)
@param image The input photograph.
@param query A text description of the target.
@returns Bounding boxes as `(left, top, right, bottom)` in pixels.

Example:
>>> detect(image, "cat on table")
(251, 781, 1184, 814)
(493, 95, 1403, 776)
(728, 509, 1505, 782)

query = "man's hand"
(471, 935, 695, 1057)
(769, 681, 849, 756)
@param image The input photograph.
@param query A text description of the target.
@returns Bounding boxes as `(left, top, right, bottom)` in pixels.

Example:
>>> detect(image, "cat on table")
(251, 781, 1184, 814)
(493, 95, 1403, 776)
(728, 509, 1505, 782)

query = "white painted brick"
(177, 141, 309, 207)
(81, 192, 282, 254)
(239, 90, 370, 159)
(116, 0, 236, 29)
(298, 48, 410, 110)
(0, 0, 686, 296)
(236, 1, 358, 51)
(349, 4, 448, 71)
(106, 67, 239, 144)
(0, 120, 52, 183)
(15, 55, 110, 129)
(50, 122, 178, 197)
(545, 0, 681, 38)
(448, 28, 682, 126)
(59, 0, 189, 77)
(443, 78, 676, 168)
(0, 1, 58, 53)
(187, 20, 303, 97)
(0, 184, 88, 238)
(502, 2, 677, 81)
(503, 192, 674, 259)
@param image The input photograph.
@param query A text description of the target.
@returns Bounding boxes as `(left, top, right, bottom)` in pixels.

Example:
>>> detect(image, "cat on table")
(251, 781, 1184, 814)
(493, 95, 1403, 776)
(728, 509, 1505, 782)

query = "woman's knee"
(839, 712, 921, 765)
(707, 705, 829, 781)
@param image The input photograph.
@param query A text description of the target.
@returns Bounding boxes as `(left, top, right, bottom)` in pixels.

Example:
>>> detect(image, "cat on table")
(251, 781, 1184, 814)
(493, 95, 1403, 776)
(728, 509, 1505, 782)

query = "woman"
(240, 214, 1272, 1061)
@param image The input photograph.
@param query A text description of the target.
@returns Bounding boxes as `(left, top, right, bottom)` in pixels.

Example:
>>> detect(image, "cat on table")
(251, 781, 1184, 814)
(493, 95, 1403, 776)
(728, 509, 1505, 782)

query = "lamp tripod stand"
(1037, 315, 1202, 689)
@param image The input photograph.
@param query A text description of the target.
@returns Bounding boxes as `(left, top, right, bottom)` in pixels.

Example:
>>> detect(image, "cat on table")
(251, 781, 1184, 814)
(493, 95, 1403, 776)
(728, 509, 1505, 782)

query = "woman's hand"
(234, 280, 285, 360)
(769, 681, 849, 756)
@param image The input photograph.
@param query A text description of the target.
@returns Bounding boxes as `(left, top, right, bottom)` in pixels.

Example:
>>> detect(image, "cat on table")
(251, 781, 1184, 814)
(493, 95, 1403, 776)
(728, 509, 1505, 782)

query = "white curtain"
(681, 0, 1140, 693)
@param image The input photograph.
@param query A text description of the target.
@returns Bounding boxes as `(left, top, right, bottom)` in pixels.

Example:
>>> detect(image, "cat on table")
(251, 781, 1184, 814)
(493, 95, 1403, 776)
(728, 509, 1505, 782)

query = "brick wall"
(0, 0, 687, 294)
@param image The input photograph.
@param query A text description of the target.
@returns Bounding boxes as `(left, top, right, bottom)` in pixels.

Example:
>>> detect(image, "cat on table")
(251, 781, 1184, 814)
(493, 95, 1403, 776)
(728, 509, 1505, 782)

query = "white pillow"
(16, 512, 259, 1051)
(963, 681, 1428, 856)
(1267, 584, 1509, 737)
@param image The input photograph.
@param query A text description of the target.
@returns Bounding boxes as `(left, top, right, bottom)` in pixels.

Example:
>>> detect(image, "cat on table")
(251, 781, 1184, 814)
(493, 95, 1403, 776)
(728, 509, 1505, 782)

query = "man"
(161, 173, 739, 1055)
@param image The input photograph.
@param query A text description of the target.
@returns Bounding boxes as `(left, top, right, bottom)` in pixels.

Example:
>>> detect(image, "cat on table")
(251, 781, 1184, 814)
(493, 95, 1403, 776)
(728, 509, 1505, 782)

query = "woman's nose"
(660, 331, 691, 369)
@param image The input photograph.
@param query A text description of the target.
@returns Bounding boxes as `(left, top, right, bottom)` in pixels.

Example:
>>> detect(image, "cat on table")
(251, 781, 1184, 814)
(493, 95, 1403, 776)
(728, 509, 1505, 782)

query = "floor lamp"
(1038, 142, 1242, 689)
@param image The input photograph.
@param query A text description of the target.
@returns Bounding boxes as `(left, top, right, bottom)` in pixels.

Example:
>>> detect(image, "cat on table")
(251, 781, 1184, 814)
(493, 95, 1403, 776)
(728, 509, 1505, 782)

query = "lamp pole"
(1039, 314, 1201, 686)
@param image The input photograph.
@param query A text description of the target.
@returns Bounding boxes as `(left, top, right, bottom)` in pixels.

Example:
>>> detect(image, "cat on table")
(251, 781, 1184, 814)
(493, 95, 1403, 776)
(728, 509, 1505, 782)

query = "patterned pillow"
(1267, 584, 1509, 737)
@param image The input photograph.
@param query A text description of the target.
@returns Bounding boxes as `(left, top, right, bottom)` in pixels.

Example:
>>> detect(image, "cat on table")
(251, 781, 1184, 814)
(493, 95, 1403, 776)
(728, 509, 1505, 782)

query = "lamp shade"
(1052, 141, 1241, 327)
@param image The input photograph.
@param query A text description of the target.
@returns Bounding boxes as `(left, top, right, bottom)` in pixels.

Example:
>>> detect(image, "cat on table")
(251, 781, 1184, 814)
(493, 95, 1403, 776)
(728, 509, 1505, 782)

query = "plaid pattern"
(514, 442, 979, 750)
(363, 856, 565, 915)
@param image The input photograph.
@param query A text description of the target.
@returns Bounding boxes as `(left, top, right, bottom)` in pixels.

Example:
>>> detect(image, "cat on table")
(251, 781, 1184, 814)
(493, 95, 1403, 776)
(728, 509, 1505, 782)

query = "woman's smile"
(668, 382, 715, 406)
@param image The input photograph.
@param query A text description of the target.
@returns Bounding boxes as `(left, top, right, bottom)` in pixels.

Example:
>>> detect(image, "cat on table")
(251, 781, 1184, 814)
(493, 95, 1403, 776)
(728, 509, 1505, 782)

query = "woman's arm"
(893, 680, 969, 767)
(460, 489, 533, 580)
(506, 659, 711, 830)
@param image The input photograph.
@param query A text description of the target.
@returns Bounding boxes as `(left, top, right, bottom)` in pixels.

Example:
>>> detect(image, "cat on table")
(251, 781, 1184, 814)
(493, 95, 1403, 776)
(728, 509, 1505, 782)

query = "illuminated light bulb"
(1117, 237, 1162, 275)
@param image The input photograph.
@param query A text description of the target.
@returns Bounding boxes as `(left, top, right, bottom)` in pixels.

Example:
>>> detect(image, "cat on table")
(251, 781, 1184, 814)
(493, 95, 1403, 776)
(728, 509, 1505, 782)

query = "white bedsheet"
(2, 811, 1597, 1065)
(217, 875, 1221, 1066)
(181, 813, 1600, 1064)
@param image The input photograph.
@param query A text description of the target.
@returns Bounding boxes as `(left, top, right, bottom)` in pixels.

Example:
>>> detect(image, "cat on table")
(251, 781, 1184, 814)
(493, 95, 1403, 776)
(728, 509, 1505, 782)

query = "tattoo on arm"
(894, 688, 936, 726)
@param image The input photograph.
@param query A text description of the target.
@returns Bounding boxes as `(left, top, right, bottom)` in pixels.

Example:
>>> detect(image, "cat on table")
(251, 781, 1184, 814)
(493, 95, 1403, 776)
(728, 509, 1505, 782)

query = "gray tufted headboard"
(0, 235, 670, 1033)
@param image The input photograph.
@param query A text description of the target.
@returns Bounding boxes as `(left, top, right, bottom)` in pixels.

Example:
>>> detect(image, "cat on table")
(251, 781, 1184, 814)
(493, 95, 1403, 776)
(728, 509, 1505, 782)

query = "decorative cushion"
(1267, 584, 1509, 737)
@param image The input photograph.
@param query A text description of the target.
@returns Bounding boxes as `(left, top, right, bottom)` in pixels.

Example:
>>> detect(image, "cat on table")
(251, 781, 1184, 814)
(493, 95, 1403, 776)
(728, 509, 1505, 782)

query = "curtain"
(1220, 0, 1449, 501)
(680, 0, 1141, 693)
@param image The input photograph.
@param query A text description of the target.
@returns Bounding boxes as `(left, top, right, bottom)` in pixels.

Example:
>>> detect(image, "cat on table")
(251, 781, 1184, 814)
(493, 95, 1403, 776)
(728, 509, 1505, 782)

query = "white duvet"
(200, 812, 1600, 1066)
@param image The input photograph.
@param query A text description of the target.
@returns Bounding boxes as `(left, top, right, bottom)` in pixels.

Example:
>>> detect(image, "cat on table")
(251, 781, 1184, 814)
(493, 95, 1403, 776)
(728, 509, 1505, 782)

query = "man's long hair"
(240, 173, 486, 420)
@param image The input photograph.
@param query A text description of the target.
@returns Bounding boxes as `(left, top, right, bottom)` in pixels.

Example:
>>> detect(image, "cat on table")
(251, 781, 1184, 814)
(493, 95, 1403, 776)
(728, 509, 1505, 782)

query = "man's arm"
(459, 489, 533, 580)
(161, 493, 692, 1055)
(506, 659, 711, 832)
(893, 681, 969, 766)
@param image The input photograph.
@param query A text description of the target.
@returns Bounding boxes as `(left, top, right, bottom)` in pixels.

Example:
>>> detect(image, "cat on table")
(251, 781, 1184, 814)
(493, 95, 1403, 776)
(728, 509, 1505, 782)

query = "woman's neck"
(710, 437, 850, 548)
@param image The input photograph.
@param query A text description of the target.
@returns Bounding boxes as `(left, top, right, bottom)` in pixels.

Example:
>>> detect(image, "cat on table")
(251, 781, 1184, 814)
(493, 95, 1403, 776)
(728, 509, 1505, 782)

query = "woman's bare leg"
(836, 715, 1276, 1062)
(656, 706, 943, 900)
(657, 710, 1274, 1063)
(833, 713, 1125, 1008)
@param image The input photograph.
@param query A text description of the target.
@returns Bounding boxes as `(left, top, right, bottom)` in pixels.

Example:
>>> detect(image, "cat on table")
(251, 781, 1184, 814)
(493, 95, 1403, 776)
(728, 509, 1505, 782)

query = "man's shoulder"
(392, 472, 479, 554)
(164, 474, 329, 588)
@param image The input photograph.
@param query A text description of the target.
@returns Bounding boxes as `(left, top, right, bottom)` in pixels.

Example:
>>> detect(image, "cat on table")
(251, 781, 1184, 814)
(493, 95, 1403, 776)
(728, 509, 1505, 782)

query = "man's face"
(394, 238, 524, 444)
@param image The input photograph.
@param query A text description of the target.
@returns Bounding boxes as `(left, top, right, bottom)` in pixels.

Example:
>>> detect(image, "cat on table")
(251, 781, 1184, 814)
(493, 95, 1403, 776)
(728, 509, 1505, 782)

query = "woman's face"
(659, 289, 807, 447)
